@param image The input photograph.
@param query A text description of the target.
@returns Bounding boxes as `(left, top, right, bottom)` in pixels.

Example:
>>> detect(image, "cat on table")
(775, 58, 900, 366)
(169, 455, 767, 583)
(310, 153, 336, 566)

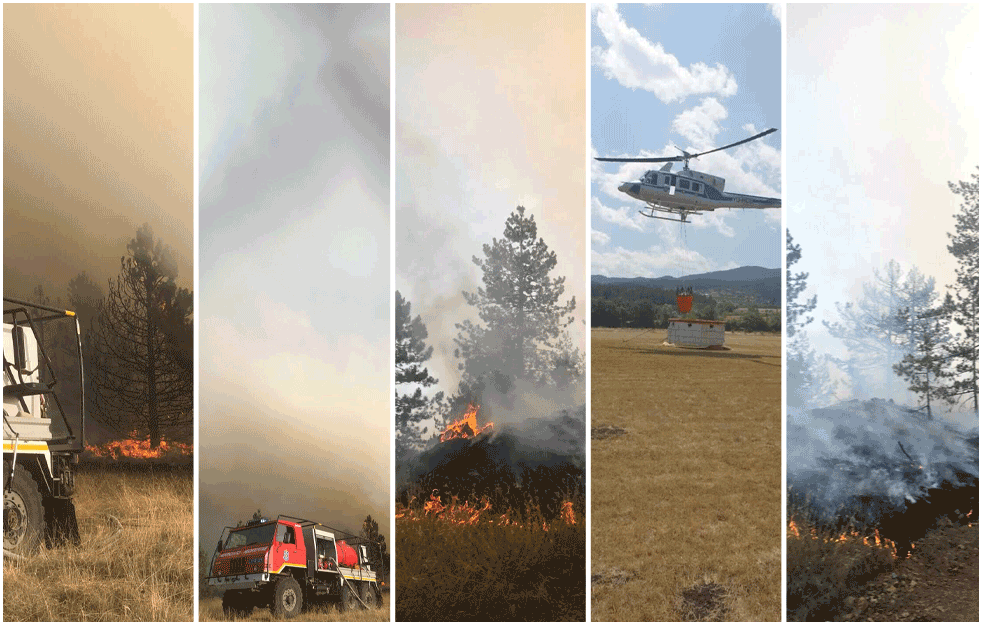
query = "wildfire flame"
(85, 431, 193, 459)
(561, 500, 576, 525)
(439, 403, 493, 442)
(397, 492, 577, 532)
(788, 517, 903, 558)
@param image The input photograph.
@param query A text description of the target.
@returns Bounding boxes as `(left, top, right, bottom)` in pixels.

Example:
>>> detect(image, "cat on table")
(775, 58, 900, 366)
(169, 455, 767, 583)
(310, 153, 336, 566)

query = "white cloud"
(591, 244, 734, 278)
(768, 4, 783, 24)
(591, 228, 612, 246)
(671, 97, 729, 147)
(592, 196, 648, 232)
(592, 3, 738, 103)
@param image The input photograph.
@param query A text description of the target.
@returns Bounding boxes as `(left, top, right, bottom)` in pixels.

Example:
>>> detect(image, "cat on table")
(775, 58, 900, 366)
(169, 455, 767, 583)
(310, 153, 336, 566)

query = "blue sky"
(591, 3, 782, 278)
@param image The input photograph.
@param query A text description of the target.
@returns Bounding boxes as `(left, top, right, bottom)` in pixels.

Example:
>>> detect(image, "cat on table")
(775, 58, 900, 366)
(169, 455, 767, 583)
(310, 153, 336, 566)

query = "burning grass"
(786, 495, 977, 620)
(198, 591, 391, 622)
(591, 328, 781, 622)
(785, 505, 897, 621)
(85, 431, 193, 461)
(2, 462, 193, 621)
(395, 494, 585, 621)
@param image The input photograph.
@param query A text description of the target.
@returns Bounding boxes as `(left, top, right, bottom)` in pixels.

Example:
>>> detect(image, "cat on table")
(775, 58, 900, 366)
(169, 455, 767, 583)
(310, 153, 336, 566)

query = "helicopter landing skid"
(639, 204, 696, 224)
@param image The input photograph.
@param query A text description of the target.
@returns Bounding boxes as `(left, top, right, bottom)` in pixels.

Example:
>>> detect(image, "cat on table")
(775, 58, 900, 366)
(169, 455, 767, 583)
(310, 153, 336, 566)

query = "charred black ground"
(788, 400, 978, 556)
(398, 405, 586, 519)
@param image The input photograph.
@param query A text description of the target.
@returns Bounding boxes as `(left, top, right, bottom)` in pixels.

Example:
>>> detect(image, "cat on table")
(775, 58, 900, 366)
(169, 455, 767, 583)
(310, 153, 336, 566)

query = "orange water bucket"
(676, 295, 693, 313)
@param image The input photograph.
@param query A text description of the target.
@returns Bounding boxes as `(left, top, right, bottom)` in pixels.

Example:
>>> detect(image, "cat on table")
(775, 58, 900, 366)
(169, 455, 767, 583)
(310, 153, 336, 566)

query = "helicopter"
(596, 128, 781, 223)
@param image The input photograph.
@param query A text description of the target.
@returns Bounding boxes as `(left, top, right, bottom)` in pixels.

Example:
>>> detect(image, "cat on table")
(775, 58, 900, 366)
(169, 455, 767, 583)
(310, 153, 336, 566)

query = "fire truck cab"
(208, 515, 383, 618)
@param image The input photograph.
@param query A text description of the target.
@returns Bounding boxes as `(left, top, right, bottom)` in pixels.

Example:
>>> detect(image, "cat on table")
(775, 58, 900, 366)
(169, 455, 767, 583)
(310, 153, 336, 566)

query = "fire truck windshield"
(224, 523, 275, 549)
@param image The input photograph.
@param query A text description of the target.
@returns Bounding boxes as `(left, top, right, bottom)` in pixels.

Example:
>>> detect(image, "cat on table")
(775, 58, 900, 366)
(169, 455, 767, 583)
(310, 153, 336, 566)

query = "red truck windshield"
(224, 523, 275, 549)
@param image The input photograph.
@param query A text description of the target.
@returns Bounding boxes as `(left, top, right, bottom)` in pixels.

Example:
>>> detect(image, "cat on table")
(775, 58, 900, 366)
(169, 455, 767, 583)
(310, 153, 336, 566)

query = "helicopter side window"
(678, 179, 690, 190)
(692, 182, 701, 193)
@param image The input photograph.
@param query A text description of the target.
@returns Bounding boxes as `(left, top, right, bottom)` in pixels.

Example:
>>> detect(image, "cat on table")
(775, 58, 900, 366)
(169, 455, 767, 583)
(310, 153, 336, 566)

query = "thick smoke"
(788, 399, 978, 537)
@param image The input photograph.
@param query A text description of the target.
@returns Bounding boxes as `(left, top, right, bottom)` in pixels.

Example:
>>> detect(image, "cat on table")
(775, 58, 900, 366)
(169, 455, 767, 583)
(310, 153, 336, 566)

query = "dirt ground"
(842, 522, 978, 622)
(591, 328, 782, 621)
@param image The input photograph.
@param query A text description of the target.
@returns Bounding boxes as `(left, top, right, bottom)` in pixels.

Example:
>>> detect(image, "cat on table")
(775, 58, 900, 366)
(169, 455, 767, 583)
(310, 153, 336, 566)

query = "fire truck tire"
(271, 577, 303, 619)
(369, 583, 383, 608)
(338, 582, 360, 612)
(3, 460, 44, 553)
(222, 591, 253, 618)
(358, 581, 372, 608)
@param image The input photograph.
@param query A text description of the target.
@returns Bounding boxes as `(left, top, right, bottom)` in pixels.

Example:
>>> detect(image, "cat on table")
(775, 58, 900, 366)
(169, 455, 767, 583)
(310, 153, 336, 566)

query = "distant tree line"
(591, 287, 781, 332)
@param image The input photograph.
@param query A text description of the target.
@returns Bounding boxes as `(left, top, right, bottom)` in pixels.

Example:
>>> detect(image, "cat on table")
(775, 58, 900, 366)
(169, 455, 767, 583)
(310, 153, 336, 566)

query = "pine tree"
(893, 305, 951, 418)
(395, 291, 442, 455)
(90, 225, 193, 447)
(824, 260, 907, 394)
(786, 231, 816, 339)
(453, 206, 577, 393)
(786, 232, 837, 407)
(943, 169, 979, 409)
(361, 514, 388, 580)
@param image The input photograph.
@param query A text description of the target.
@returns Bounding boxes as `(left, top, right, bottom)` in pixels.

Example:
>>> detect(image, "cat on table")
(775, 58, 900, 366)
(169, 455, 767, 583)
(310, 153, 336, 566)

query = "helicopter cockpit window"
(692, 182, 701, 193)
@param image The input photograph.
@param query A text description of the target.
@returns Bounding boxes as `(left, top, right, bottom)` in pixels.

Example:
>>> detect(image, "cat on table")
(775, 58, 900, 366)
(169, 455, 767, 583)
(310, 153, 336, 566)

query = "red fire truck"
(207, 515, 383, 618)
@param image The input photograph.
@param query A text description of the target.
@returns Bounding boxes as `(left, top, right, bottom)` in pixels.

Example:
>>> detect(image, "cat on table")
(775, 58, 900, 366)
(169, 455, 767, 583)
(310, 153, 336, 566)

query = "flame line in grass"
(787, 518, 913, 559)
(84, 431, 193, 459)
(396, 492, 577, 532)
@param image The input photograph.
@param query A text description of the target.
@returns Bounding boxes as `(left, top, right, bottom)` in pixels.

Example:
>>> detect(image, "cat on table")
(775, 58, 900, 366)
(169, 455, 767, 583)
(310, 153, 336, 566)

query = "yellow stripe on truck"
(2, 442, 50, 452)
(268, 562, 307, 575)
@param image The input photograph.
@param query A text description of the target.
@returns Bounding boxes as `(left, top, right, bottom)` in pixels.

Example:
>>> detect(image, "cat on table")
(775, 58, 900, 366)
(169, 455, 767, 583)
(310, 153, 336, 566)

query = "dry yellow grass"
(591, 328, 781, 622)
(199, 591, 390, 621)
(2, 463, 194, 621)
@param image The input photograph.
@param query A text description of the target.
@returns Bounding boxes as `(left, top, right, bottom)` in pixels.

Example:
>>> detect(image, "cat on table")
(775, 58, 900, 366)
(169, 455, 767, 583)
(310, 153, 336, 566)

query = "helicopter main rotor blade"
(687, 127, 777, 159)
(594, 127, 777, 162)
(594, 155, 682, 163)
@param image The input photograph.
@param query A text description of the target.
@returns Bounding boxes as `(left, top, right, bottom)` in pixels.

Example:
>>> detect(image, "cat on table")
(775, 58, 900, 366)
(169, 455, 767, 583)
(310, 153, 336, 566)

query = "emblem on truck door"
(283, 550, 289, 561)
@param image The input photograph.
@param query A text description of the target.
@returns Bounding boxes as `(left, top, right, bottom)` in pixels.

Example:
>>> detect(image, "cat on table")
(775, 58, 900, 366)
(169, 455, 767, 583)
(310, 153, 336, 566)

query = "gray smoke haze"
(198, 3, 390, 551)
(395, 5, 587, 393)
(788, 400, 978, 519)
(787, 4, 978, 376)
(4, 4, 193, 299)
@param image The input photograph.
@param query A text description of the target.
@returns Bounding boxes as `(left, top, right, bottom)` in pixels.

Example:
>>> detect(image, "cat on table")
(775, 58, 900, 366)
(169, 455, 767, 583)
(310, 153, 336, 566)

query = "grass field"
(396, 497, 585, 621)
(591, 328, 781, 621)
(199, 591, 390, 622)
(2, 462, 194, 621)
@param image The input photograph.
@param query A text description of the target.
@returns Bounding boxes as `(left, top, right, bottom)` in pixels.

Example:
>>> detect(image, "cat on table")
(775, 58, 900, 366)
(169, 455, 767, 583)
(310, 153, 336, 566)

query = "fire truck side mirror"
(216, 539, 222, 553)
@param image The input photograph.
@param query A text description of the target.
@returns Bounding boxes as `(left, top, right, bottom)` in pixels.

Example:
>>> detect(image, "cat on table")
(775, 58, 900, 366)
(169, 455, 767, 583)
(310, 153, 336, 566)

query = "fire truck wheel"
(369, 583, 383, 608)
(3, 460, 44, 553)
(339, 582, 361, 612)
(271, 577, 303, 619)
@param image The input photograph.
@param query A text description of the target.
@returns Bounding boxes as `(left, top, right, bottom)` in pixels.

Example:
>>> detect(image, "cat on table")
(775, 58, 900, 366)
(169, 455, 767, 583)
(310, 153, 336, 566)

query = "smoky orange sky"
(3, 4, 193, 299)
(396, 4, 587, 391)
